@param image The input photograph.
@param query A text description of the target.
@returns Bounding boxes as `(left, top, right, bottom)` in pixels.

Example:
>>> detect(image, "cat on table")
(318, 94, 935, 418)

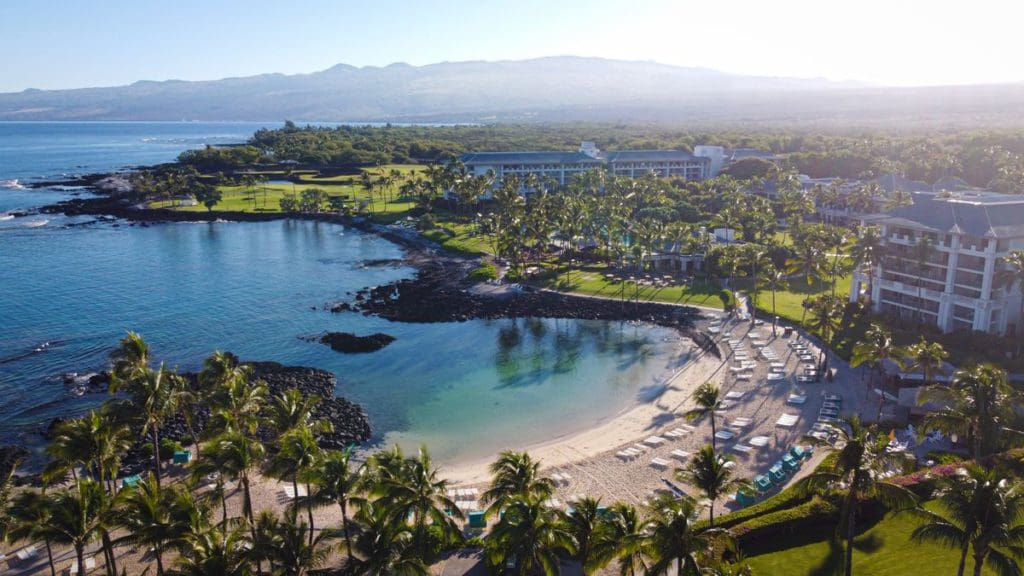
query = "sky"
(1, 0, 1022, 93)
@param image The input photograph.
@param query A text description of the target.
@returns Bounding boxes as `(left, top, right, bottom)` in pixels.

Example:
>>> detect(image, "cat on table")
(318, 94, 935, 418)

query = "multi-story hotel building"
(459, 141, 712, 187)
(850, 191, 1024, 335)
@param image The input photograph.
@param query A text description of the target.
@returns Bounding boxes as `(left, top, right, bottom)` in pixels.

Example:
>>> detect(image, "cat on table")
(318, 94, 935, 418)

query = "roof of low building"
(605, 150, 702, 163)
(460, 151, 601, 165)
(867, 191, 1024, 238)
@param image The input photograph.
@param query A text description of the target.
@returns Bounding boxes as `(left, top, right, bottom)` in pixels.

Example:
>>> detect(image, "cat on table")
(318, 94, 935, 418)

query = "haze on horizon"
(2, 0, 1023, 94)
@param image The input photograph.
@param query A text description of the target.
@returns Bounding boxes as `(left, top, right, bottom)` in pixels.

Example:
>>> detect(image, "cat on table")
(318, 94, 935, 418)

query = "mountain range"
(2, 56, 1023, 127)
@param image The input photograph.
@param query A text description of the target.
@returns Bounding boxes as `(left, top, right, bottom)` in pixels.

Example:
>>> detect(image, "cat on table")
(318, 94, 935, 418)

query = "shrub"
(159, 438, 184, 461)
(468, 262, 499, 282)
(729, 495, 839, 545)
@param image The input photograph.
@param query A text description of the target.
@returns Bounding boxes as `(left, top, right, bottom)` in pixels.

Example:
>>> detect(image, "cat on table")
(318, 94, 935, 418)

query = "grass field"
(746, 505, 993, 576)
(421, 222, 494, 256)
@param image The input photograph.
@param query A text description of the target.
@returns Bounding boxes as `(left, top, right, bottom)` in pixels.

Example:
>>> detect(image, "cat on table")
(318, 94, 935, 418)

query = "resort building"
(459, 141, 713, 187)
(849, 191, 1024, 335)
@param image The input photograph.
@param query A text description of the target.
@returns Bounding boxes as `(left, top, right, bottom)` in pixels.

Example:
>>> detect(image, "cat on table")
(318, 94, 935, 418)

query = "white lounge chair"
(787, 394, 808, 405)
(69, 556, 96, 575)
(664, 429, 686, 440)
(714, 429, 735, 441)
(730, 417, 753, 429)
(767, 372, 786, 381)
(724, 391, 744, 400)
(644, 436, 667, 447)
(748, 435, 770, 448)
(776, 413, 800, 428)
(16, 545, 37, 562)
(650, 458, 671, 470)
(731, 444, 753, 455)
(670, 449, 691, 461)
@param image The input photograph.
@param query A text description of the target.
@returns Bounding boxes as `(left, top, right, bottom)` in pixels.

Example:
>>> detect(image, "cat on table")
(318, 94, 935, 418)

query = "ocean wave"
(0, 179, 27, 190)
(22, 219, 48, 228)
(0, 214, 13, 221)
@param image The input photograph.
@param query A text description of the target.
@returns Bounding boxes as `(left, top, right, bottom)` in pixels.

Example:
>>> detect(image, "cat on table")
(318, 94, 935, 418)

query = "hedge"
(467, 262, 499, 282)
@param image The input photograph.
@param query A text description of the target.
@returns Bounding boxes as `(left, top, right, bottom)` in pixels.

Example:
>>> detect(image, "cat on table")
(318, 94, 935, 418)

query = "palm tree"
(920, 364, 1021, 460)
(44, 479, 108, 576)
(906, 338, 948, 386)
(482, 450, 555, 519)
(796, 417, 917, 576)
(114, 474, 195, 576)
(110, 363, 185, 486)
(250, 511, 281, 576)
(207, 365, 266, 436)
(267, 388, 330, 437)
(202, 430, 265, 533)
(6, 490, 58, 576)
(170, 523, 253, 576)
(347, 502, 427, 576)
(676, 445, 747, 527)
(850, 225, 883, 302)
(305, 449, 363, 561)
(643, 493, 735, 576)
(44, 407, 132, 492)
(266, 515, 333, 576)
(850, 323, 906, 399)
(485, 494, 574, 575)
(564, 496, 606, 573)
(911, 464, 1024, 576)
(373, 447, 462, 549)
(759, 263, 788, 336)
(267, 427, 322, 542)
(739, 244, 770, 325)
(686, 382, 723, 454)
(995, 250, 1024, 339)
(591, 503, 647, 576)
(109, 331, 151, 383)
(805, 296, 844, 370)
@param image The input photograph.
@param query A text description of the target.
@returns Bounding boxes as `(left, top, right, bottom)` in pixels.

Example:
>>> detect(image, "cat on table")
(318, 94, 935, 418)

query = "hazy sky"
(2, 0, 1021, 92)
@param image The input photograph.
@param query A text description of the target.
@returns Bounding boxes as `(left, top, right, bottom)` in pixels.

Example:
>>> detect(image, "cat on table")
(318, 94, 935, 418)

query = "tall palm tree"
(850, 323, 906, 393)
(482, 450, 555, 519)
(485, 494, 574, 575)
(676, 445, 748, 527)
(114, 474, 195, 576)
(45, 407, 133, 492)
(347, 502, 427, 576)
(6, 490, 58, 576)
(374, 447, 462, 549)
(109, 331, 151, 383)
(207, 365, 266, 436)
(268, 427, 322, 543)
(995, 250, 1024, 339)
(110, 363, 185, 486)
(202, 430, 265, 534)
(169, 523, 253, 576)
(266, 515, 333, 576)
(805, 296, 844, 370)
(850, 225, 883, 302)
(592, 503, 647, 576)
(267, 388, 330, 437)
(759, 263, 788, 336)
(906, 338, 948, 386)
(739, 244, 770, 325)
(44, 479, 108, 576)
(911, 464, 1024, 576)
(686, 382, 723, 454)
(643, 493, 735, 576)
(250, 511, 281, 576)
(564, 496, 606, 573)
(796, 417, 917, 576)
(920, 364, 1020, 460)
(305, 448, 364, 561)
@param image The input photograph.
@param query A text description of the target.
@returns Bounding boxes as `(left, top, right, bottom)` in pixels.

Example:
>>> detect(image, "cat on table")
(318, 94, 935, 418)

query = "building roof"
(868, 191, 1024, 239)
(605, 150, 701, 163)
(871, 173, 931, 194)
(460, 151, 601, 165)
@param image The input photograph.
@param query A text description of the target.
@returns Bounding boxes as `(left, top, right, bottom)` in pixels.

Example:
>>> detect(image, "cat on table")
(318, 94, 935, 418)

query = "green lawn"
(421, 221, 494, 256)
(746, 505, 993, 576)
(528, 262, 732, 310)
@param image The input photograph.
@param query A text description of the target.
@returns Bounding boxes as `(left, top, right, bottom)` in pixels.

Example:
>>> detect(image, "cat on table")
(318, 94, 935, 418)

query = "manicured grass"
(529, 262, 731, 310)
(736, 272, 853, 324)
(746, 504, 993, 576)
(421, 221, 493, 256)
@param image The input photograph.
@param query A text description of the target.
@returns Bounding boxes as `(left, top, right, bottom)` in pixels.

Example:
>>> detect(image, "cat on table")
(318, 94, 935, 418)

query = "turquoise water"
(0, 122, 686, 466)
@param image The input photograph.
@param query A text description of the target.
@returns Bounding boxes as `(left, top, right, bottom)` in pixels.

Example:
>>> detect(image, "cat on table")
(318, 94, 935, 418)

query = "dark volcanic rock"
(318, 332, 396, 354)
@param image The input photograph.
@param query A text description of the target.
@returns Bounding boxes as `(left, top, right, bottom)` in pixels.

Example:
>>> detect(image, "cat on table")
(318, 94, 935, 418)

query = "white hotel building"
(850, 191, 1024, 335)
(458, 141, 715, 187)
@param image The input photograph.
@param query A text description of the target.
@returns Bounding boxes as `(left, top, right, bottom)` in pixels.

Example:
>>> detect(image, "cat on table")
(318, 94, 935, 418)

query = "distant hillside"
(2, 56, 1023, 128)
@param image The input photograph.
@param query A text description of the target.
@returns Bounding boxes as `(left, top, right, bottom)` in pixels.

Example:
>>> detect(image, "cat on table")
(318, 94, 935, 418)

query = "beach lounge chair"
(735, 374, 752, 381)
(824, 393, 843, 402)
(754, 474, 773, 492)
(650, 457, 671, 470)
(768, 463, 787, 483)
(820, 408, 840, 418)
(748, 435, 770, 448)
(632, 443, 649, 452)
(120, 474, 142, 489)
(173, 449, 192, 465)
(823, 401, 841, 410)
(782, 453, 799, 471)
(769, 362, 785, 371)
(731, 444, 753, 456)
(670, 449, 690, 462)
(467, 511, 486, 529)
(68, 556, 96, 575)
(664, 428, 687, 440)
(786, 393, 807, 405)
(791, 445, 811, 460)
(714, 429, 735, 441)
(724, 390, 744, 401)
(730, 417, 752, 429)
(736, 490, 757, 507)
(767, 372, 786, 381)
(644, 436, 667, 447)
(775, 414, 799, 428)
(616, 450, 634, 461)
(15, 545, 37, 562)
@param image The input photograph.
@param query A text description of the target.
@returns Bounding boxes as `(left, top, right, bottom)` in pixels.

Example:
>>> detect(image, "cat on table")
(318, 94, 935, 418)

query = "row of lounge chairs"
(616, 425, 695, 462)
(741, 444, 815, 503)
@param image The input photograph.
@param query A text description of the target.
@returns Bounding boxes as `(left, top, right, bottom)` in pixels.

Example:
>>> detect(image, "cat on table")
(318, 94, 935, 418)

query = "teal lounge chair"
(737, 491, 757, 507)
(173, 450, 192, 464)
(467, 512, 486, 529)
(754, 474, 773, 492)
(791, 445, 810, 460)
(782, 453, 799, 471)
(121, 474, 141, 489)
(768, 463, 786, 483)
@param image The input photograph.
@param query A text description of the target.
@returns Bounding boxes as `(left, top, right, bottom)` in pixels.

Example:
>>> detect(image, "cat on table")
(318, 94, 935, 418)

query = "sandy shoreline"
(438, 344, 725, 484)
